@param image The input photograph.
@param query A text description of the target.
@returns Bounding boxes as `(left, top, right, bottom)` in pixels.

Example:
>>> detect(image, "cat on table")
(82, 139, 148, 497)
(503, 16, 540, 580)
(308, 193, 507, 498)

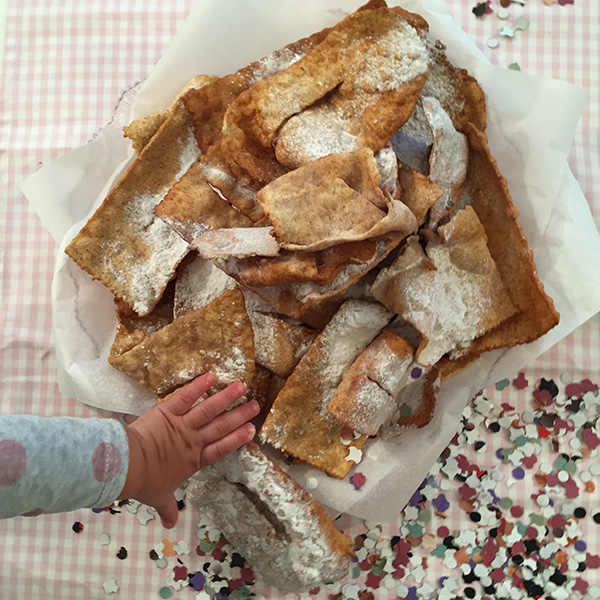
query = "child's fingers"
(198, 400, 260, 446)
(200, 423, 256, 467)
(186, 381, 247, 428)
(164, 373, 216, 416)
(155, 495, 179, 529)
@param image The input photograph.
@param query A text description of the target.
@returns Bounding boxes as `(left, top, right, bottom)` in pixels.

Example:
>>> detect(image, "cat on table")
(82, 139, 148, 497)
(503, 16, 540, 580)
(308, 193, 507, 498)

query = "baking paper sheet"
(21, 0, 600, 521)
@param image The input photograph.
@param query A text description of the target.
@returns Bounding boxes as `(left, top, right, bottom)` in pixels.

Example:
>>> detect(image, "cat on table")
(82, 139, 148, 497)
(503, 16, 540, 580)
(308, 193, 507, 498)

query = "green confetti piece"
(529, 513, 546, 526)
(565, 461, 577, 475)
(496, 378, 510, 390)
(554, 457, 568, 470)
(432, 543, 447, 558)
(229, 590, 244, 600)
(399, 404, 412, 417)
(517, 522, 528, 536)
(501, 448, 514, 461)
(499, 497, 513, 509)
(515, 435, 529, 447)
(200, 540, 214, 553)
(418, 508, 431, 522)
(159, 587, 173, 599)
(352, 567, 361, 579)
(508, 62, 521, 71)
(407, 523, 423, 538)
(204, 585, 216, 599)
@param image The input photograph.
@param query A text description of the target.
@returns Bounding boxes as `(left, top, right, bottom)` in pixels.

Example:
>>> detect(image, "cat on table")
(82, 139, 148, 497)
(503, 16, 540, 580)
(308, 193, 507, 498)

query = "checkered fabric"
(1, 1, 598, 599)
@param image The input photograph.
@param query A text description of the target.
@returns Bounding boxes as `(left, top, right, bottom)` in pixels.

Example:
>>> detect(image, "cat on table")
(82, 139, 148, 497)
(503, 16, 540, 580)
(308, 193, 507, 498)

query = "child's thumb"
(156, 496, 179, 529)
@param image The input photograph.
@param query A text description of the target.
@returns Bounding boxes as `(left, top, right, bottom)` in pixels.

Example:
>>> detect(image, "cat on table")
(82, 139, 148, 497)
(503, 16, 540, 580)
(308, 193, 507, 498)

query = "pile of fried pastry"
(65, 0, 559, 591)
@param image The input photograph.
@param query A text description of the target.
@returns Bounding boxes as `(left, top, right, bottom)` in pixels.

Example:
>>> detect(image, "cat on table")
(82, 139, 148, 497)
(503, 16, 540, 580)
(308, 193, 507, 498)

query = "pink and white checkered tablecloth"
(1, 1, 599, 599)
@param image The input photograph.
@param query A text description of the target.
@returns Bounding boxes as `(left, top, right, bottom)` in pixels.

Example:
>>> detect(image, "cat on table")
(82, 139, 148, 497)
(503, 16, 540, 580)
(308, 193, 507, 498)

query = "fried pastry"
(327, 330, 414, 435)
(257, 149, 417, 251)
(370, 207, 518, 366)
(443, 123, 559, 359)
(187, 442, 353, 591)
(109, 287, 255, 397)
(124, 74, 219, 153)
(260, 300, 392, 478)
(421, 97, 469, 230)
(65, 101, 197, 316)
(155, 158, 253, 243)
(249, 311, 317, 378)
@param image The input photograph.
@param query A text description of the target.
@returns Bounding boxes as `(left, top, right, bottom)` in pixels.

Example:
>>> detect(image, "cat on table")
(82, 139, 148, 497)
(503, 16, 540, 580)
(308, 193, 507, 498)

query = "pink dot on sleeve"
(93, 442, 122, 482)
(0, 440, 27, 486)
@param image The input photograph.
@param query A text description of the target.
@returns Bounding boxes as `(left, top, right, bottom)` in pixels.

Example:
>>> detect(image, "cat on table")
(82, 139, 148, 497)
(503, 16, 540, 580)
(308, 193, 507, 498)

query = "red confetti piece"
(537, 426, 550, 438)
(581, 378, 598, 393)
(573, 578, 588, 594)
(512, 372, 528, 389)
(240, 568, 255, 583)
(173, 566, 188, 581)
(365, 572, 382, 589)
(437, 526, 450, 538)
(586, 554, 600, 569)
(521, 455, 537, 468)
(459, 484, 477, 500)
(583, 428, 600, 449)
(350, 472, 366, 490)
(228, 579, 246, 591)
(565, 382, 582, 397)
(510, 505, 524, 518)
(212, 547, 225, 561)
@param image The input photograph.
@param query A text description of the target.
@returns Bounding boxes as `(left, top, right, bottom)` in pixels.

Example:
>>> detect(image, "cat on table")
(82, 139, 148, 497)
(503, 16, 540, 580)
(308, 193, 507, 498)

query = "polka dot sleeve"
(0, 416, 129, 519)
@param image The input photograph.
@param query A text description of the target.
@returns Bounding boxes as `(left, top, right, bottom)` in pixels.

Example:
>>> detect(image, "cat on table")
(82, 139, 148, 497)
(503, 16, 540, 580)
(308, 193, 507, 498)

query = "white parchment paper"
(21, 0, 600, 521)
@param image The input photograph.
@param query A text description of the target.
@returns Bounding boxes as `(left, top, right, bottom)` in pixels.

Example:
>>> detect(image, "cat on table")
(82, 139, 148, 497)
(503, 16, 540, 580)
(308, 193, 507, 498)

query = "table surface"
(1, 1, 599, 599)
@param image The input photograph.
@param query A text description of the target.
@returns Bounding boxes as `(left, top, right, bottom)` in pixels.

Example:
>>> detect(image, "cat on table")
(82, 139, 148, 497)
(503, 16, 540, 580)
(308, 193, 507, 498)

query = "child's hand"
(119, 373, 259, 528)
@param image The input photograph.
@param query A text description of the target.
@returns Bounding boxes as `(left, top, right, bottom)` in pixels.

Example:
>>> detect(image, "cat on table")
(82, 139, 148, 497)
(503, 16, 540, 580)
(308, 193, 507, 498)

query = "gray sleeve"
(0, 416, 129, 519)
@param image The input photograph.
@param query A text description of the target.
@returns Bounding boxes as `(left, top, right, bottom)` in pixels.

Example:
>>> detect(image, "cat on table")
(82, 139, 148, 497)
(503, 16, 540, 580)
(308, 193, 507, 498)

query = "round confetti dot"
(574, 540, 587, 552)
(155, 558, 168, 569)
(574, 507, 587, 519)
(498, 7, 510, 19)
(159, 587, 173, 599)
(306, 477, 318, 489)
(116, 547, 128, 560)
(0, 440, 27, 486)
(93, 442, 122, 482)
(72, 522, 84, 533)
(437, 526, 449, 538)
(411, 367, 422, 379)
(510, 505, 523, 518)
(512, 467, 525, 480)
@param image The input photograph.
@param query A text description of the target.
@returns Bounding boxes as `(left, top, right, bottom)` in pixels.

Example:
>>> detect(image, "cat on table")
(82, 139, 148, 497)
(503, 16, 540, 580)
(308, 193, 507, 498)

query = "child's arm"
(0, 374, 258, 526)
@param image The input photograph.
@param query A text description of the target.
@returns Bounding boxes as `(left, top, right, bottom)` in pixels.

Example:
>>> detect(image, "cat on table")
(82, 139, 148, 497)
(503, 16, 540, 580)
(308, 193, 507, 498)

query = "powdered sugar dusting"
(317, 300, 392, 415)
(188, 445, 351, 591)
(103, 123, 199, 316)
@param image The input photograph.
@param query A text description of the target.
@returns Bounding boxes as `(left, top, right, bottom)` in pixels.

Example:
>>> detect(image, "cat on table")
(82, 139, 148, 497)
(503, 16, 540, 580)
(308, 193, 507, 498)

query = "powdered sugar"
(317, 300, 392, 415)
(352, 23, 429, 94)
(188, 444, 351, 591)
(248, 47, 304, 85)
(103, 123, 199, 316)
(174, 254, 236, 318)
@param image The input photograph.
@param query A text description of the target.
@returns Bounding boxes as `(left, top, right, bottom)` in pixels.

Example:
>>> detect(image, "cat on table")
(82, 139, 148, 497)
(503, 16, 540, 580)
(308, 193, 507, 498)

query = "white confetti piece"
(103, 578, 119, 595)
(345, 445, 362, 463)
(306, 477, 318, 490)
(174, 540, 190, 555)
(98, 534, 111, 546)
(136, 506, 155, 525)
(155, 558, 169, 569)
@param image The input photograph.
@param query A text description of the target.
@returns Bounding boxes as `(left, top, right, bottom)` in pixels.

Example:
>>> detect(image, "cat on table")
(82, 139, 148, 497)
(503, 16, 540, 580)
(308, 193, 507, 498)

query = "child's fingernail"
(246, 424, 256, 440)
(205, 373, 216, 386)
(250, 400, 260, 413)
(237, 382, 247, 395)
